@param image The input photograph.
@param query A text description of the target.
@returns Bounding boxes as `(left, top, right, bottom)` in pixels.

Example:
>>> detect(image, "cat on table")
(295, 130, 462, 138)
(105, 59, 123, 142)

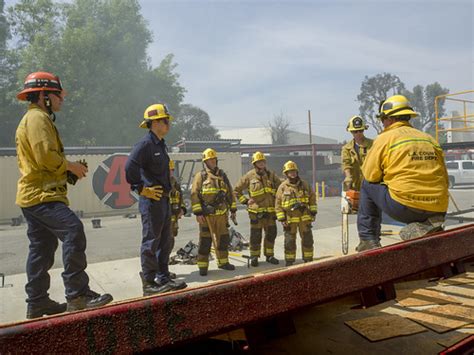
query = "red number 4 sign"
(92, 154, 138, 209)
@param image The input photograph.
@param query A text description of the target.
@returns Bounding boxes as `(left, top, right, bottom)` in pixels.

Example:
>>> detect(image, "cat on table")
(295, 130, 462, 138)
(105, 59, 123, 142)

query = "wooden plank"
(406, 304, 474, 333)
(396, 289, 461, 307)
(345, 314, 427, 342)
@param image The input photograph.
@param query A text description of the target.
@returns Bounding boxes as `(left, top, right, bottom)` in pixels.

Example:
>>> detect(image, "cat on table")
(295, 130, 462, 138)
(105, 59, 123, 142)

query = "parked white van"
(446, 160, 474, 188)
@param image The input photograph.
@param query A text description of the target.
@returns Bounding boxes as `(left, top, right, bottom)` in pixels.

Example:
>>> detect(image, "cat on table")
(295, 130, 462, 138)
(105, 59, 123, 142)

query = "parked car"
(446, 160, 474, 188)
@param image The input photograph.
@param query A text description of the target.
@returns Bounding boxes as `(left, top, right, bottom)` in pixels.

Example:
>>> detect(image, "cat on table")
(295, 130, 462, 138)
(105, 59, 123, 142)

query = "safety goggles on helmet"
(17, 72, 66, 101)
(376, 95, 419, 120)
(377, 100, 412, 117)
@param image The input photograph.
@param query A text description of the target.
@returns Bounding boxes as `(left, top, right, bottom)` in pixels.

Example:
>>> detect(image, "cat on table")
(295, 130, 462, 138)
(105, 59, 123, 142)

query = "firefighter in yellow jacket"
(169, 159, 186, 249)
(191, 148, 237, 275)
(15, 71, 112, 318)
(275, 161, 317, 266)
(356, 95, 448, 251)
(234, 152, 281, 267)
(341, 116, 373, 191)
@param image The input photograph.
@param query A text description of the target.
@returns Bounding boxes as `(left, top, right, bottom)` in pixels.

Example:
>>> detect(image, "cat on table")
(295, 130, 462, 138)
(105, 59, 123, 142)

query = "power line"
(215, 122, 346, 128)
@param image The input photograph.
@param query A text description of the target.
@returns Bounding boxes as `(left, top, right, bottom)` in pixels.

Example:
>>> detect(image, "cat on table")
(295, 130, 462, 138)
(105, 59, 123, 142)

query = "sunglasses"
(50, 92, 63, 100)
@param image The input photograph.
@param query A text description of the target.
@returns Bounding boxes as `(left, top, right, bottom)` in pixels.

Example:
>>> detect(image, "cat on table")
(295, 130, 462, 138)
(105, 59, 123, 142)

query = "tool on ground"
(228, 227, 249, 251)
(169, 240, 210, 265)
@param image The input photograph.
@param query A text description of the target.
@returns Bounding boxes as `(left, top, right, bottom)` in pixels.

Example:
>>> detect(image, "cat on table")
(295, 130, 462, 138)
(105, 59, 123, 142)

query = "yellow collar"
(382, 120, 412, 133)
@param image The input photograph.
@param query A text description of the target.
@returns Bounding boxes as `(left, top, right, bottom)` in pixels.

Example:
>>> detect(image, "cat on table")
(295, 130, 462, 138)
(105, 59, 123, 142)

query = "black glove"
(67, 159, 88, 185)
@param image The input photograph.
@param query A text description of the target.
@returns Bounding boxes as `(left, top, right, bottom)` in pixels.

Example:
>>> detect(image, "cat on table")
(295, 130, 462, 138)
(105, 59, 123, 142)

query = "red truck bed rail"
(1, 224, 473, 354)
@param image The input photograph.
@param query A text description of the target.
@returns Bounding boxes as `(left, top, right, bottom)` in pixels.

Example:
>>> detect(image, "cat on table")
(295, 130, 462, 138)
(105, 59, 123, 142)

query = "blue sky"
(6, 0, 473, 141)
(139, 0, 473, 141)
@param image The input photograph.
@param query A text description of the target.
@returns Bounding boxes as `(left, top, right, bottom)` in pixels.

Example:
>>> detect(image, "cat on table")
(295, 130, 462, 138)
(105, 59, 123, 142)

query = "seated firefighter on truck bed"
(356, 94, 449, 252)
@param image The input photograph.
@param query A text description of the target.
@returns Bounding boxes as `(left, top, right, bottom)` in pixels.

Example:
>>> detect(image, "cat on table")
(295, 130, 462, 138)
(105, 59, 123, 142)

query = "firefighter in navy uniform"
(234, 152, 281, 267)
(341, 116, 373, 191)
(125, 104, 187, 296)
(275, 161, 317, 266)
(15, 72, 112, 318)
(191, 148, 237, 276)
(169, 159, 186, 249)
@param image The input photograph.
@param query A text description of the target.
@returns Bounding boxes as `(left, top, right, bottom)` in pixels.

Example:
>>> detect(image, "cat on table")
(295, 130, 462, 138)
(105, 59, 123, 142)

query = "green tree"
(0, 0, 22, 147)
(170, 104, 220, 143)
(56, 0, 155, 145)
(147, 54, 186, 116)
(1, 0, 190, 147)
(404, 82, 449, 137)
(357, 73, 406, 133)
(0, 0, 7, 51)
(7, 0, 63, 48)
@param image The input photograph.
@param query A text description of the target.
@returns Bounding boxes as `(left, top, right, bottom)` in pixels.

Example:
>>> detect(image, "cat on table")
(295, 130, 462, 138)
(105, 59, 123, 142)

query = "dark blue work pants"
(21, 202, 90, 304)
(357, 181, 444, 241)
(139, 196, 172, 284)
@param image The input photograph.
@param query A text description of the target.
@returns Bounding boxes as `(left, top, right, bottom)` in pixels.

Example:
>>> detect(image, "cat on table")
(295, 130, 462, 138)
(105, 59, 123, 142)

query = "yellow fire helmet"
(139, 103, 174, 128)
(347, 115, 368, 132)
(169, 159, 175, 170)
(202, 148, 217, 162)
(283, 160, 298, 174)
(251, 151, 266, 165)
(377, 95, 419, 120)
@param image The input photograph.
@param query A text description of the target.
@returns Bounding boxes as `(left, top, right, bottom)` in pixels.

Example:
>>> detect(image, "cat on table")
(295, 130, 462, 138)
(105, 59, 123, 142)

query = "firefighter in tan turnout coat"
(275, 161, 317, 266)
(234, 152, 282, 267)
(169, 159, 186, 249)
(191, 148, 237, 276)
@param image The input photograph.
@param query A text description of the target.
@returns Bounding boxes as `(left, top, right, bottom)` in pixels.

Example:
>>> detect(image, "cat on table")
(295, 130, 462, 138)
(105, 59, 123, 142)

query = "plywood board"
(439, 273, 474, 286)
(406, 304, 474, 333)
(437, 333, 472, 348)
(345, 314, 427, 342)
(396, 289, 461, 307)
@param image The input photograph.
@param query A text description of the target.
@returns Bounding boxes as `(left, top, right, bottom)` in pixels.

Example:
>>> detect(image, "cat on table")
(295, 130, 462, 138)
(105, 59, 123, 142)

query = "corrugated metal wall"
(0, 152, 241, 223)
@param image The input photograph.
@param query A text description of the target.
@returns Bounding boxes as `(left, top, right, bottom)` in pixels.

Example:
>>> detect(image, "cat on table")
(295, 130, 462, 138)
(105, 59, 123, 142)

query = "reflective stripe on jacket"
(275, 178, 317, 223)
(362, 121, 448, 212)
(234, 169, 281, 214)
(191, 167, 237, 216)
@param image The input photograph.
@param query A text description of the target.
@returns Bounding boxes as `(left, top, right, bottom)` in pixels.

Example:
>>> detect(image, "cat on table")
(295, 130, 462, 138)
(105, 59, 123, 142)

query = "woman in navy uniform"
(126, 104, 187, 296)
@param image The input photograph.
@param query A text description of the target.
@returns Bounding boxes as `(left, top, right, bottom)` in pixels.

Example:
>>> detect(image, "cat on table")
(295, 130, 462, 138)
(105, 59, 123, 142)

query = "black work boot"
(141, 272, 164, 296)
(199, 268, 208, 276)
(266, 256, 279, 265)
(155, 279, 188, 293)
(26, 298, 67, 319)
(67, 290, 113, 312)
(155, 272, 176, 283)
(285, 261, 294, 267)
(218, 263, 235, 271)
(250, 256, 259, 267)
(143, 271, 187, 294)
(355, 240, 382, 252)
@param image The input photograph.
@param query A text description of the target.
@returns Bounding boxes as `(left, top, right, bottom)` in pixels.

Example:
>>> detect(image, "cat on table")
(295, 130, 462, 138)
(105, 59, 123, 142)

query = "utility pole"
(308, 110, 316, 192)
